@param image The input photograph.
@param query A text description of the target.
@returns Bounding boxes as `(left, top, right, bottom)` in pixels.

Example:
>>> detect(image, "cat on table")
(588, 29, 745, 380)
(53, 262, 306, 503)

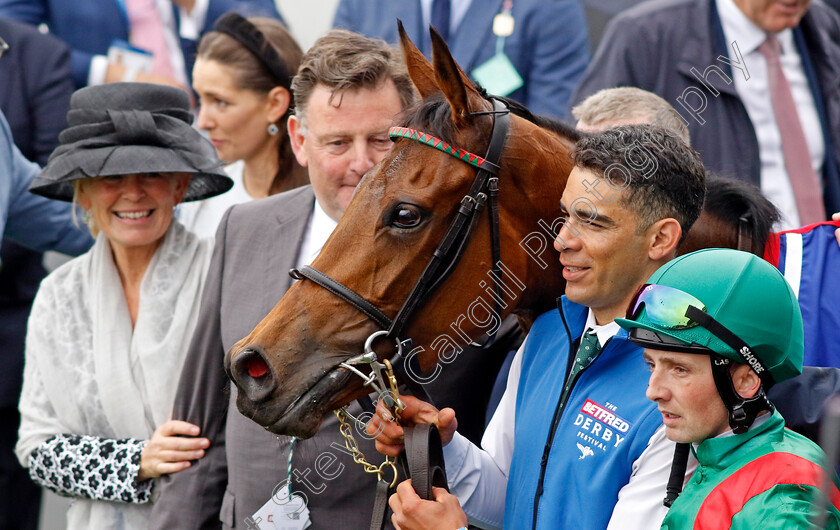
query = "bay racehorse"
(224, 27, 580, 439)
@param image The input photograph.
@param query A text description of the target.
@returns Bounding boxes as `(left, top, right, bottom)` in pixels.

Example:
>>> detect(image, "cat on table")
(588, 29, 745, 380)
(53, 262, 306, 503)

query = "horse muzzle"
(225, 344, 359, 438)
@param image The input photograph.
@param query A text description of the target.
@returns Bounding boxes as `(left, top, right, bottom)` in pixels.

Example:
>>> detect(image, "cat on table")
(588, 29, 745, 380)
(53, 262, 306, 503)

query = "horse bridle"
(288, 97, 510, 528)
(289, 97, 512, 379)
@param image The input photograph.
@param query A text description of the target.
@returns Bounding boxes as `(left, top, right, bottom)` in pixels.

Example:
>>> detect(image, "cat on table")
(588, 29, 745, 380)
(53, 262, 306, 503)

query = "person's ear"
(647, 218, 682, 261)
(266, 86, 291, 124)
(287, 115, 309, 167)
(730, 363, 761, 398)
(172, 173, 192, 205)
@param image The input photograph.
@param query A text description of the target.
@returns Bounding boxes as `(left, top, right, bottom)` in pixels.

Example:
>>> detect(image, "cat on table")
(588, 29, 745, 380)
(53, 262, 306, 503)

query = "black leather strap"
(370, 478, 392, 530)
(663, 442, 690, 507)
(401, 423, 449, 501)
(290, 266, 393, 330)
(387, 98, 510, 340)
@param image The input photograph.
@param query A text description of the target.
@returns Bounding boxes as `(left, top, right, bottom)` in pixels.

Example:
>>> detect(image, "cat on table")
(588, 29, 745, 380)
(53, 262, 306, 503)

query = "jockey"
(616, 248, 840, 528)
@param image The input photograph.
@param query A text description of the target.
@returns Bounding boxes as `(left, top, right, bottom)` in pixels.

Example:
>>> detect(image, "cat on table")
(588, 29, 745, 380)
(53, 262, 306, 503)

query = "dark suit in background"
(0, 17, 75, 530)
(582, 0, 647, 51)
(0, 17, 71, 166)
(333, 0, 590, 119)
(0, 0, 281, 87)
(571, 0, 840, 216)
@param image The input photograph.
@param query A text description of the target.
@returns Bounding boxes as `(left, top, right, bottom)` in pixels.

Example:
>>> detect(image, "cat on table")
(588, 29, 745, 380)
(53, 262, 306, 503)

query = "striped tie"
(757, 36, 826, 225)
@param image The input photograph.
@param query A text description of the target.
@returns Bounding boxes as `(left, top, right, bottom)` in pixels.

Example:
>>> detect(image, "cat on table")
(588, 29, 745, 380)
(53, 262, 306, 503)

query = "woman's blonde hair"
(72, 180, 99, 237)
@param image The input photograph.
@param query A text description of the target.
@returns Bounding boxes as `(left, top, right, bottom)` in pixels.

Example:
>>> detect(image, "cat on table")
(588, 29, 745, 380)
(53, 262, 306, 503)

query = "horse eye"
(391, 204, 423, 229)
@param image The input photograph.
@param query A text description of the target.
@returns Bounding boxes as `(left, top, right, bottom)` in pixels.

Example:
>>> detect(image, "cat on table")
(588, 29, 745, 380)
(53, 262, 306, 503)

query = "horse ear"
(430, 26, 481, 124)
(398, 20, 440, 99)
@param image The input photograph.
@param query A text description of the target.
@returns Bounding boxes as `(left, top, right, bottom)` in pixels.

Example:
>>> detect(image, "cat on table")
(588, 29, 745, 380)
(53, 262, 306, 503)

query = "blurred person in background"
(333, 0, 590, 119)
(0, 21, 80, 530)
(15, 82, 231, 530)
(180, 14, 308, 238)
(572, 0, 840, 231)
(0, 0, 281, 90)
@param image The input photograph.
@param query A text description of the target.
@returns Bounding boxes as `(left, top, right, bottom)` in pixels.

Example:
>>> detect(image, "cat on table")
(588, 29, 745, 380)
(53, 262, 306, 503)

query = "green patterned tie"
(558, 331, 603, 412)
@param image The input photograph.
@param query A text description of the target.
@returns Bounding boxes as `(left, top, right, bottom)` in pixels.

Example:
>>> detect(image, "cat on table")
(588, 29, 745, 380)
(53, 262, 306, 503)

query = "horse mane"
(704, 174, 780, 250)
(398, 88, 580, 147)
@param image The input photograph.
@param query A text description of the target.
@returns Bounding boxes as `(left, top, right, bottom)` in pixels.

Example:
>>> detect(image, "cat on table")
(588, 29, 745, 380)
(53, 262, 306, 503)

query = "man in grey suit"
(149, 30, 416, 529)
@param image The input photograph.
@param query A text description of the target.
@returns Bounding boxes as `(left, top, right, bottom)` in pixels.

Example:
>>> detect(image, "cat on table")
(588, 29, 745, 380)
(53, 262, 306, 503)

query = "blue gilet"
(504, 297, 663, 529)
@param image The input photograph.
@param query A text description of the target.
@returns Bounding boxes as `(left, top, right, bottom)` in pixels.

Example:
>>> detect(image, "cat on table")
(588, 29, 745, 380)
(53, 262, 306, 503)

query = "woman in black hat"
(16, 82, 232, 529)
(181, 14, 309, 238)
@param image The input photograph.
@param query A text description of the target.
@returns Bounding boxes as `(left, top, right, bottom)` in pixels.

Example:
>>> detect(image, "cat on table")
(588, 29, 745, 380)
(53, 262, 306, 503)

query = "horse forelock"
(397, 94, 461, 146)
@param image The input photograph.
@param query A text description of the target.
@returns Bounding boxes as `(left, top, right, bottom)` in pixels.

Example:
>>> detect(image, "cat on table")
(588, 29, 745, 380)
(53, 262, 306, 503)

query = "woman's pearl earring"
(267, 123, 280, 136)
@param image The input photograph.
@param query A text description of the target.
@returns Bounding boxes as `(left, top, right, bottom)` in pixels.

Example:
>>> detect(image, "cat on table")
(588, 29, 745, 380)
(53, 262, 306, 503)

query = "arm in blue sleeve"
(1, 113, 92, 255)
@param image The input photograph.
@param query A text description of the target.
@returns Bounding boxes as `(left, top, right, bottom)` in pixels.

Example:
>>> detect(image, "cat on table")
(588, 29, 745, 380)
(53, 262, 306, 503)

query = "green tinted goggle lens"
(628, 284, 707, 330)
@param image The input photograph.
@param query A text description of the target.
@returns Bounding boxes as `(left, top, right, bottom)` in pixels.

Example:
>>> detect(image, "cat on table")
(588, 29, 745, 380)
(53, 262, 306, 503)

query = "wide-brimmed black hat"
(29, 82, 232, 202)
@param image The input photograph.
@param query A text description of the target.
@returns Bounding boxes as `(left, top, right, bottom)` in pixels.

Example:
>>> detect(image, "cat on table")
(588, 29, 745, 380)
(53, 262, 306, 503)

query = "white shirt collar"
(294, 199, 338, 270)
(583, 309, 622, 349)
(716, 0, 795, 56)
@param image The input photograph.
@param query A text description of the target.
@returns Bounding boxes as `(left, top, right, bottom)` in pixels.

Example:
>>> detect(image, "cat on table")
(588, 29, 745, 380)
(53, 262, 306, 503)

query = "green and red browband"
(389, 126, 490, 170)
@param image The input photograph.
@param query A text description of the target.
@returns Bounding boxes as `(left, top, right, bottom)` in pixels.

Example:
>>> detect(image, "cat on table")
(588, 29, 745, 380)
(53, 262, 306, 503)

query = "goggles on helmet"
(626, 283, 774, 388)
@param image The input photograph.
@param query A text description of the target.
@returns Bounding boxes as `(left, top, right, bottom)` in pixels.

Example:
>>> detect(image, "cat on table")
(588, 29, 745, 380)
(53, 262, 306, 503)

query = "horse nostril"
(231, 347, 276, 402)
(245, 355, 270, 378)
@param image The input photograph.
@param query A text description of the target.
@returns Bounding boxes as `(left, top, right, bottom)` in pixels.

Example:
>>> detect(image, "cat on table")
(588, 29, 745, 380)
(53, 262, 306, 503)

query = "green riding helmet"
(615, 248, 803, 385)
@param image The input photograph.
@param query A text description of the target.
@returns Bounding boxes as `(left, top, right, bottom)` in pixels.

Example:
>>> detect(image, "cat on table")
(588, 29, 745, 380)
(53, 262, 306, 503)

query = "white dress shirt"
(716, 0, 825, 230)
(295, 200, 339, 270)
(442, 309, 691, 529)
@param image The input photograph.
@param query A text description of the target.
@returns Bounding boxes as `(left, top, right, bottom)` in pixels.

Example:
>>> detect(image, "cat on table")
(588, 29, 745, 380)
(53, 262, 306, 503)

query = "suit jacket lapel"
(450, 0, 504, 72)
(676, 0, 738, 98)
(262, 187, 315, 312)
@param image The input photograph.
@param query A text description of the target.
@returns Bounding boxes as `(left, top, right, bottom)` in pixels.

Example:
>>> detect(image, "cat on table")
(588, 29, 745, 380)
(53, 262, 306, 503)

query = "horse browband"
(388, 126, 497, 172)
(290, 97, 511, 361)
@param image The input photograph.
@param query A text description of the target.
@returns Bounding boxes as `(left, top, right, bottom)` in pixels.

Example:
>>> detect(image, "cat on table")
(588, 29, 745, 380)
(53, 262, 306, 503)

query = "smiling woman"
(18, 82, 232, 530)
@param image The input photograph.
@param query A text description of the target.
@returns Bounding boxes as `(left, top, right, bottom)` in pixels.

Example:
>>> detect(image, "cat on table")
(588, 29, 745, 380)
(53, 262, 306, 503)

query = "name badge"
(106, 39, 153, 72)
(250, 488, 311, 530)
(472, 53, 524, 97)
(493, 12, 515, 37)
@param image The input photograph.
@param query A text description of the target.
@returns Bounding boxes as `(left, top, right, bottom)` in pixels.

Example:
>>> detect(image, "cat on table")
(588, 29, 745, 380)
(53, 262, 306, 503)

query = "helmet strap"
(709, 355, 773, 434)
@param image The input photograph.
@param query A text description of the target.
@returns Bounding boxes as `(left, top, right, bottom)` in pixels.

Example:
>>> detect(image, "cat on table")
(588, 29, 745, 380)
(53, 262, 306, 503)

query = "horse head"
(225, 25, 578, 438)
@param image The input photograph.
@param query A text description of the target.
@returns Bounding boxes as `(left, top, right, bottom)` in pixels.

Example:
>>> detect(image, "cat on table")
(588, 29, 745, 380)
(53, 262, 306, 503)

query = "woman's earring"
(267, 123, 280, 136)
(81, 210, 91, 224)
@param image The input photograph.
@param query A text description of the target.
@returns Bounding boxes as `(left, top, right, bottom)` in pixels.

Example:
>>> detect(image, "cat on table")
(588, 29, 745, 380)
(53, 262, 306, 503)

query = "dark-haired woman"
(180, 15, 309, 237)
